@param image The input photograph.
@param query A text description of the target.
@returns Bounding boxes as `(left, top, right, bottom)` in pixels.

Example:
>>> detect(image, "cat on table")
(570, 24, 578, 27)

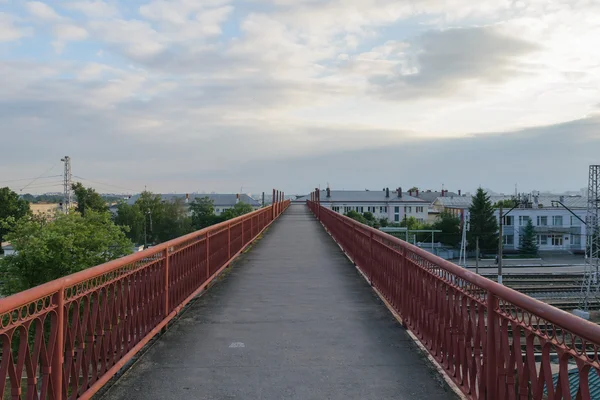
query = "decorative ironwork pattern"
(0, 196, 290, 399)
(308, 198, 600, 400)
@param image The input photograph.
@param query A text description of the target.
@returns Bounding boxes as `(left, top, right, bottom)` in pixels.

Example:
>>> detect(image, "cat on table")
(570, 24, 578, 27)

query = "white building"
(315, 188, 428, 223)
(1, 242, 15, 256)
(435, 194, 588, 253)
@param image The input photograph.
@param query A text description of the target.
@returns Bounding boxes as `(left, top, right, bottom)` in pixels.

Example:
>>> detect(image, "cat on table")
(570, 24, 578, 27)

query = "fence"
(308, 197, 600, 400)
(0, 193, 290, 400)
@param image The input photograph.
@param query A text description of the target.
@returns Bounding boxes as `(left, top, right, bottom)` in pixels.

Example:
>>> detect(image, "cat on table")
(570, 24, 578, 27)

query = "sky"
(0, 0, 599, 196)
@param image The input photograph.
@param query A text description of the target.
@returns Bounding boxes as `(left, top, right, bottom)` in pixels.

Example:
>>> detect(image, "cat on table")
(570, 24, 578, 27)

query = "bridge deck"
(101, 204, 455, 400)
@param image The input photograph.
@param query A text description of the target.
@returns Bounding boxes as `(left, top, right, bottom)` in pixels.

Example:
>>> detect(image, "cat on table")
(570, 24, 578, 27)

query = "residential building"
(316, 187, 428, 223)
(435, 193, 588, 252)
(408, 189, 460, 223)
(1, 242, 15, 256)
(123, 193, 262, 216)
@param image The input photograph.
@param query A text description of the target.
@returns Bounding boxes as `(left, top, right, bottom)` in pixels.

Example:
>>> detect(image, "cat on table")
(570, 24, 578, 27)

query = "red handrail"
(0, 196, 290, 400)
(308, 197, 600, 400)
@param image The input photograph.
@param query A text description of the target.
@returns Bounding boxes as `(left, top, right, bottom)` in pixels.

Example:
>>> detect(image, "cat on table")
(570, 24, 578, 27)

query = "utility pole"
(475, 236, 480, 275)
(144, 209, 152, 249)
(61, 156, 72, 214)
(498, 205, 503, 285)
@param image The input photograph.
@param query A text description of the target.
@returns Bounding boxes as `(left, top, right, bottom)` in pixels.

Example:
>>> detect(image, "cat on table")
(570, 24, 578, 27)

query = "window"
(332, 206, 340, 212)
(357, 206, 364, 213)
(343, 206, 351, 213)
(571, 216, 582, 226)
(216, 208, 220, 212)
(551, 235, 563, 246)
(394, 206, 400, 222)
(380, 206, 384, 213)
(552, 216, 563, 226)
(537, 216, 547, 226)
(394, 206, 400, 213)
(572, 234, 581, 246)
(416, 206, 424, 213)
(519, 216, 530, 226)
(503, 235, 514, 245)
(404, 206, 412, 213)
(503, 215, 514, 226)
(538, 234, 548, 245)
(384, 207, 388, 213)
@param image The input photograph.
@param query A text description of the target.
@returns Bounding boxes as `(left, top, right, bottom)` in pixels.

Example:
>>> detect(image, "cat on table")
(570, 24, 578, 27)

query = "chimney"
(560, 195, 565, 203)
(326, 187, 331, 198)
(236, 193, 240, 204)
(386, 188, 389, 198)
(185, 193, 189, 203)
(416, 189, 419, 197)
(441, 190, 445, 197)
(408, 190, 412, 197)
(397, 187, 402, 198)
(458, 189, 461, 196)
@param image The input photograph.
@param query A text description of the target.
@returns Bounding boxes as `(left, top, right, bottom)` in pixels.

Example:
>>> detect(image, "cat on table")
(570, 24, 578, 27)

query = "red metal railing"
(0, 192, 290, 400)
(308, 195, 600, 400)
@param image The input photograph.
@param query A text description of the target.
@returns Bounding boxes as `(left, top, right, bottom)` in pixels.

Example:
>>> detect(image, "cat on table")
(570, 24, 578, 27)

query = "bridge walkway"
(101, 204, 455, 400)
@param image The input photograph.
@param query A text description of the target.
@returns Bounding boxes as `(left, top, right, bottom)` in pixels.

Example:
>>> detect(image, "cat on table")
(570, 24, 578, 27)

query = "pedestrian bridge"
(1, 191, 599, 399)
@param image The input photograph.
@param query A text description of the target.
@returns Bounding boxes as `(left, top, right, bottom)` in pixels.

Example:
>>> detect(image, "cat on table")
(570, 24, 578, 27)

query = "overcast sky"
(1, 0, 598, 195)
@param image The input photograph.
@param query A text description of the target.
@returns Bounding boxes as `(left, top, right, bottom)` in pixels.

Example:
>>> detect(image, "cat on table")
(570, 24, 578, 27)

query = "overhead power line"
(73, 175, 139, 193)
(0, 175, 62, 184)
(19, 163, 60, 192)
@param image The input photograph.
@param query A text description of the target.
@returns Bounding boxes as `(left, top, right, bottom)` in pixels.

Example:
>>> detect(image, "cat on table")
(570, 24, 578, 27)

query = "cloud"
(51, 24, 89, 53)
(64, 1, 120, 18)
(0, 13, 33, 42)
(345, 26, 540, 100)
(53, 24, 88, 41)
(26, 1, 64, 22)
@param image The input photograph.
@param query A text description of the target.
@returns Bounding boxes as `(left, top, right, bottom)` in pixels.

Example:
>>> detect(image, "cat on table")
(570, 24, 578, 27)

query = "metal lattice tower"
(579, 165, 600, 311)
(61, 156, 72, 213)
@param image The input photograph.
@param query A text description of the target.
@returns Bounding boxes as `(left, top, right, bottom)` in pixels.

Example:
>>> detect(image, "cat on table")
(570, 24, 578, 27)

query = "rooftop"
(317, 189, 426, 203)
(435, 194, 589, 209)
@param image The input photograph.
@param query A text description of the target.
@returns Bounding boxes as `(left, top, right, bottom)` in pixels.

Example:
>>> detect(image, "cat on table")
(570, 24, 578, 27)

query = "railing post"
(164, 247, 169, 316)
(369, 231, 373, 285)
(52, 287, 64, 400)
(251, 215, 254, 238)
(271, 189, 276, 221)
(227, 223, 231, 259)
(486, 293, 498, 399)
(206, 233, 210, 278)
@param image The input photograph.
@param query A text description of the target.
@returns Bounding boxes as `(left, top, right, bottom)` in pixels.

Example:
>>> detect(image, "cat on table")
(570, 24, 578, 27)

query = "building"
(409, 189, 460, 223)
(435, 193, 588, 253)
(124, 193, 262, 216)
(316, 187, 428, 223)
(1, 242, 15, 256)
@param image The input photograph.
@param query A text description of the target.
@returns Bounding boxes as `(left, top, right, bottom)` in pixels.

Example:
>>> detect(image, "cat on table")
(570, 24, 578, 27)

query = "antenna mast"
(61, 156, 72, 213)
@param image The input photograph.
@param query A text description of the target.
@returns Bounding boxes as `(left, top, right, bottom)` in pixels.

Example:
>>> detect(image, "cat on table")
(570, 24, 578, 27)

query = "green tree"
(72, 182, 109, 215)
(155, 198, 193, 242)
(468, 188, 499, 255)
(432, 211, 461, 247)
(190, 197, 224, 229)
(222, 202, 254, 220)
(0, 211, 132, 295)
(114, 191, 193, 246)
(400, 216, 421, 230)
(379, 218, 389, 227)
(345, 210, 367, 224)
(0, 187, 30, 252)
(494, 199, 518, 208)
(519, 219, 538, 257)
